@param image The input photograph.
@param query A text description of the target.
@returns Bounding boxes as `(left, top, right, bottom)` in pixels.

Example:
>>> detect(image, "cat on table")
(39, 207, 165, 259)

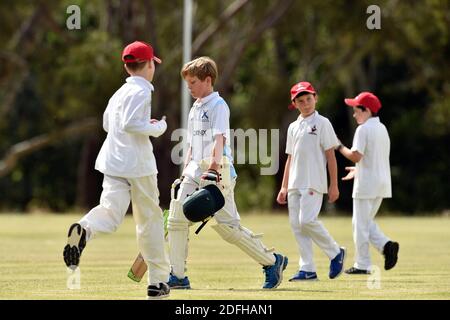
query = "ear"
(124, 64, 130, 74)
(314, 94, 319, 103)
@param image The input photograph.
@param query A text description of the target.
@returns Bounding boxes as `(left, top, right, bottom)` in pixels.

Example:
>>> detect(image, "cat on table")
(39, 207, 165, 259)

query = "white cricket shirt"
(183, 91, 236, 179)
(286, 111, 339, 194)
(351, 117, 392, 199)
(95, 76, 167, 178)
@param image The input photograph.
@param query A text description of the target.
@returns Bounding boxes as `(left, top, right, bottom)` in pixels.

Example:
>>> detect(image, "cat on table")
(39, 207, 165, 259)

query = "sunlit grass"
(0, 213, 449, 300)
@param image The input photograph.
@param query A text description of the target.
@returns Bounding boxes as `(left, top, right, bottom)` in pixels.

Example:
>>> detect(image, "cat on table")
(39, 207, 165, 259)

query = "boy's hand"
(342, 166, 356, 181)
(328, 184, 339, 203)
(148, 116, 167, 137)
(276, 188, 288, 205)
(150, 116, 166, 124)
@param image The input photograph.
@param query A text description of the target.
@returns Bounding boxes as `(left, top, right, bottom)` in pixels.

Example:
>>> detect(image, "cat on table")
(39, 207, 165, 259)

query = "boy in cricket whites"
(63, 41, 170, 299)
(277, 81, 345, 281)
(337, 92, 399, 274)
(167, 56, 288, 289)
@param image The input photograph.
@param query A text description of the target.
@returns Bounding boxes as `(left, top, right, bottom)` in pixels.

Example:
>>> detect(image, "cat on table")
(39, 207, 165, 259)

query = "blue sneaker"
(329, 247, 346, 279)
(262, 253, 288, 289)
(289, 270, 318, 281)
(167, 273, 191, 289)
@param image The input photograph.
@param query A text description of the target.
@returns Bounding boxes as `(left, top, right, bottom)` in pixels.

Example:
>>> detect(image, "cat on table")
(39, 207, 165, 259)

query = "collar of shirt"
(298, 110, 318, 123)
(366, 117, 380, 124)
(194, 91, 219, 108)
(126, 76, 154, 91)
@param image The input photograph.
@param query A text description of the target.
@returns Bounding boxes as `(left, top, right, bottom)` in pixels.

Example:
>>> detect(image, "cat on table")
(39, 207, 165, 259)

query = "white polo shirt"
(286, 111, 339, 194)
(351, 117, 392, 199)
(95, 76, 167, 178)
(183, 91, 236, 179)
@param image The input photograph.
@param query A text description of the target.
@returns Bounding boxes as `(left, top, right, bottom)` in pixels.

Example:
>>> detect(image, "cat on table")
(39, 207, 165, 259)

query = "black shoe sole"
(345, 268, 371, 275)
(147, 284, 170, 299)
(63, 223, 86, 269)
(384, 242, 399, 270)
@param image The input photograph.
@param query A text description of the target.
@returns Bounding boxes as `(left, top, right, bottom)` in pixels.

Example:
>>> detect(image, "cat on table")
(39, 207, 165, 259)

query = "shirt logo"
(308, 125, 317, 135)
(193, 129, 207, 136)
(201, 111, 209, 122)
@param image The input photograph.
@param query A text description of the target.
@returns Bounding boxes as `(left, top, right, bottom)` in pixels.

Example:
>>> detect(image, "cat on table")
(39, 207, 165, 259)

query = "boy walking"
(63, 41, 170, 299)
(337, 92, 399, 274)
(277, 81, 345, 281)
(167, 56, 288, 290)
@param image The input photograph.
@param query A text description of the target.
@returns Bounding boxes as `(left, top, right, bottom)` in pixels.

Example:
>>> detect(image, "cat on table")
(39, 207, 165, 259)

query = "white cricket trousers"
(352, 198, 390, 270)
(288, 189, 340, 272)
(78, 174, 170, 285)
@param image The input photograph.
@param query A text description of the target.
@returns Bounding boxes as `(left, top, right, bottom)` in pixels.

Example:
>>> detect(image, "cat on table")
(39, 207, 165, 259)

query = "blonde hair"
(180, 56, 218, 85)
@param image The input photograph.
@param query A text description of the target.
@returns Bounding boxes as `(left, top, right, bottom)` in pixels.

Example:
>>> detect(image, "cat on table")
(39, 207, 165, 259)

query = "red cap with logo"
(289, 81, 316, 110)
(344, 92, 381, 114)
(122, 41, 162, 64)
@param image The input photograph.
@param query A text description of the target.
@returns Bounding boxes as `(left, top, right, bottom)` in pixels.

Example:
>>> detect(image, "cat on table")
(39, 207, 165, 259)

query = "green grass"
(0, 213, 449, 300)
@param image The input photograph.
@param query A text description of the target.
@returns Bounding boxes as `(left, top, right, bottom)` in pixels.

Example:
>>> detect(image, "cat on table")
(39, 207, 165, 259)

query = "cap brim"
(291, 90, 316, 101)
(344, 98, 359, 107)
(153, 56, 162, 64)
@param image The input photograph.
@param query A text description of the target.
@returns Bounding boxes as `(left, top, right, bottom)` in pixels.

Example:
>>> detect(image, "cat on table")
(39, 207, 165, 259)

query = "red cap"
(289, 81, 316, 109)
(344, 92, 381, 114)
(121, 41, 162, 64)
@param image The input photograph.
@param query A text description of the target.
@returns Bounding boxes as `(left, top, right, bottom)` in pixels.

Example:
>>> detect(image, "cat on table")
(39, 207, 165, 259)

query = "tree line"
(0, 0, 448, 214)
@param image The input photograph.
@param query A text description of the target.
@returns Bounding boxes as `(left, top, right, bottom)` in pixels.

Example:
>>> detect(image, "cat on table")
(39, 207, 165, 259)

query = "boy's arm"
(207, 134, 225, 172)
(336, 144, 363, 163)
(121, 93, 167, 137)
(103, 100, 113, 133)
(103, 109, 109, 133)
(325, 148, 339, 203)
(276, 155, 291, 205)
(199, 134, 224, 182)
(184, 146, 192, 170)
(205, 102, 229, 174)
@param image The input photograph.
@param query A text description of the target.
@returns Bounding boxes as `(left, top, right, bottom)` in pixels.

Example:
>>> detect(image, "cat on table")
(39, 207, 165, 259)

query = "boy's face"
(184, 75, 213, 99)
(352, 106, 371, 125)
(293, 93, 317, 117)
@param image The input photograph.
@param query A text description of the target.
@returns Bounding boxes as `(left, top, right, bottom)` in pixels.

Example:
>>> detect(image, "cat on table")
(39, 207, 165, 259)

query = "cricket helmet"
(182, 184, 225, 222)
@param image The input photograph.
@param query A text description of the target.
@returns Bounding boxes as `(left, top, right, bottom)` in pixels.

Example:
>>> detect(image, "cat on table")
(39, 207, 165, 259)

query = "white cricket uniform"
(78, 76, 170, 285)
(168, 92, 276, 279)
(182, 91, 237, 182)
(351, 117, 391, 270)
(286, 111, 341, 272)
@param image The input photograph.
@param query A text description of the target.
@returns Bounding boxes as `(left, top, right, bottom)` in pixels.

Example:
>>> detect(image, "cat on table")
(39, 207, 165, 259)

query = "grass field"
(0, 212, 449, 300)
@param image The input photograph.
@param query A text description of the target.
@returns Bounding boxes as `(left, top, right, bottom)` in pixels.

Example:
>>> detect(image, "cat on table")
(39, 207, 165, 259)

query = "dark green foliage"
(0, 1, 448, 214)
